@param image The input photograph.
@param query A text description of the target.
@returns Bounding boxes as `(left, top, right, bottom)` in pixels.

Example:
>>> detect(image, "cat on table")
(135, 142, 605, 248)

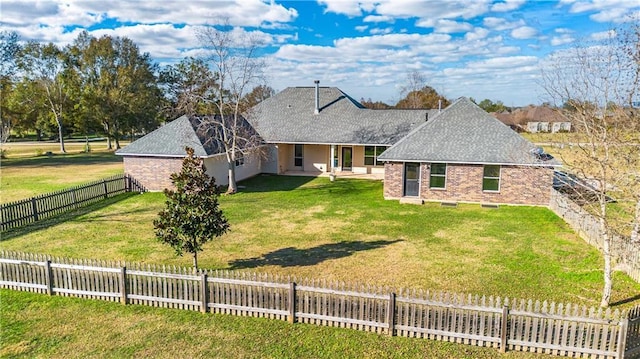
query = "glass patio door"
(342, 147, 352, 171)
(404, 163, 420, 197)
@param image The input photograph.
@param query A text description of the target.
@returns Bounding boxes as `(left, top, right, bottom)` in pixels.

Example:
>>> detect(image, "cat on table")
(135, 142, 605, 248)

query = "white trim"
(403, 162, 421, 197)
(428, 162, 447, 190)
(482, 164, 501, 192)
(268, 141, 391, 147)
(378, 159, 561, 167)
(117, 152, 224, 159)
(117, 145, 272, 159)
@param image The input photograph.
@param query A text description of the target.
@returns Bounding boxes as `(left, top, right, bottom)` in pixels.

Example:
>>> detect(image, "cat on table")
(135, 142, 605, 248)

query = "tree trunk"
(107, 136, 112, 150)
(226, 160, 237, 194)
(193, 251, 198, 270)
(600, 216, 612, 308)
(115, 137, 121, 150)
(56, 117, 66, 153)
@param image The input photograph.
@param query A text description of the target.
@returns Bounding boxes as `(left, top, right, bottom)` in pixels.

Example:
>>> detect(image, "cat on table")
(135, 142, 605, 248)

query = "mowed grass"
(1, 290, 550, 359)
(2, 175, 639, 308)
(1, 150, 124, 203)
(1, 139, 130, 158)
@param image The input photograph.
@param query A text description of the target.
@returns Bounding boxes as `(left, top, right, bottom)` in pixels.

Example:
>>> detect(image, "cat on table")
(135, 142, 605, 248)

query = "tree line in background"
(359, 71, 508, 113)
(0, 29, 274, 153)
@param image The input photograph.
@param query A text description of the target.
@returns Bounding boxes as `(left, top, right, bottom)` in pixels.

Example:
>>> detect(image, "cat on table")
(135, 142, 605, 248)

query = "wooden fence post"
(44, 260, 53, 295)
(71, 188, 78, 209)
(387, 292, 396, 336)
(201, 273, 208, 313)
(500, 305, 509, 353)
(31, 197, 39, 222)
(288, 282, 296, 323)
(120, 267, 127, 305)
(103, 179, 109, 199)
(616, 318, 628, 359)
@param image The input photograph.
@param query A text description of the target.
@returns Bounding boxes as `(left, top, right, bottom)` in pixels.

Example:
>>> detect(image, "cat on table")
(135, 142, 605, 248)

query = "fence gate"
(627, 307, 640, 359)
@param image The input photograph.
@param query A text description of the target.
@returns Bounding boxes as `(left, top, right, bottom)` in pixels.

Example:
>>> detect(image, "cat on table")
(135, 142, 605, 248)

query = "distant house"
(493, 106, 571, 133)
(521, 106, 571, 133)
(378, 98, 560, 206)
(117, 83, 560, 206)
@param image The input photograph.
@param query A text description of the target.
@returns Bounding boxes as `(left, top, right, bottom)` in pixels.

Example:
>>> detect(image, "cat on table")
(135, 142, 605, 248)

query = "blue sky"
(1, 0, 639, 106)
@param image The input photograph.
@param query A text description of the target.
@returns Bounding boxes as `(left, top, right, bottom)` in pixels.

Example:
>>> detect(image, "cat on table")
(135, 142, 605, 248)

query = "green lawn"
(0, 290, 550, 359)
(0, 151, 123, 203)
(2, 175, 638, 308)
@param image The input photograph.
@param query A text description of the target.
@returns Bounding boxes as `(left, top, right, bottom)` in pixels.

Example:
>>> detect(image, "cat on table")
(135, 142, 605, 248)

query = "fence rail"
(0, 174, 146, 232)
(1, 251, 638, 358)
(550, 189, 640, 283)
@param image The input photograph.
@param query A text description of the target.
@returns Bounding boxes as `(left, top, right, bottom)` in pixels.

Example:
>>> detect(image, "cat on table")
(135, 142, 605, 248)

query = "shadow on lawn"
(1, 193, 140, 241)
(610, 293, 640, 307)
(237, 175, 377, 196)
(228, 239, 402, 269)
(237, 175, 317, 193)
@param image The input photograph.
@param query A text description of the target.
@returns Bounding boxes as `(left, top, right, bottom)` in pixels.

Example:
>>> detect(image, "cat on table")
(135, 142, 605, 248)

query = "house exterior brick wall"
(123, 156, 183, 191)
(383, 162, 404, 198)
(384, 162, 553, 206)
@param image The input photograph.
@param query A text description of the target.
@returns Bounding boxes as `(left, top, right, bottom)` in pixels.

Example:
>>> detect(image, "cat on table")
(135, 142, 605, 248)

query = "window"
(429, 163, 446, 189)
(235, 153, 244, 167)
(364, 146, 388, 166)
(294, 144, 303, 167)
(483, 165, 501, 192)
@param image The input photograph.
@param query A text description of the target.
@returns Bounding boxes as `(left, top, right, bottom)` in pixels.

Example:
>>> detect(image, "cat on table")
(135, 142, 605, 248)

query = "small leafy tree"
(154, 147, 230, 269)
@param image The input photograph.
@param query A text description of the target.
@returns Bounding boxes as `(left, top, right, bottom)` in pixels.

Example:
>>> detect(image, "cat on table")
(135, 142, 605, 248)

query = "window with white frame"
(429, 163, 446, 189)
(482, 165, 501, 191)
(364, 146, 388, 166)
(235, 152, 244, 167)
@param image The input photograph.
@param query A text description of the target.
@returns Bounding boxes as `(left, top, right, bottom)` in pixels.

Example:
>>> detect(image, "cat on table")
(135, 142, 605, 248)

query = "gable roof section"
(249, 87, 433, 145)
(378, 97, 561, 166)
(116, 115, 255, 158)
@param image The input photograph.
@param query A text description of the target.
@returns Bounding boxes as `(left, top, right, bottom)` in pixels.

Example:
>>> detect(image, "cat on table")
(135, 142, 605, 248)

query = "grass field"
(2, 151, 639, 358)
(1, 290, 551, 359)
(1, 139, 130, 158)
(1, 149, 123, 203)
(3, 175, 639, 308)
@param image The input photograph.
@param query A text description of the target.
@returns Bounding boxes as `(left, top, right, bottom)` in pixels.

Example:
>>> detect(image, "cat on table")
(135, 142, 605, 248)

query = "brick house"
(117, 83, 559, 205)
(378, 97, 560, 206)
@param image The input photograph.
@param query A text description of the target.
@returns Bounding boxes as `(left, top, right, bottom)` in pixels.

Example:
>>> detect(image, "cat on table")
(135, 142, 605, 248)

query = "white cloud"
(370, 27, 393, 35)
(551, 34, 575, 46)
(429, 20, 474, 33)
(363, 15, 394, 23)
(465, 27, 490, 41)
(374, 0, 491, 19)
(565, 0, 640, 23)
(483, 17, 526, 31)
(317, 0, 376, 16)
(491, 0, 526, 12)
(511, 26, 538, 39)
(355, 25, 369, 32)
(589, 30, 615, 41)
(555, 28, 573, 34)
(1, 0, 298, 29)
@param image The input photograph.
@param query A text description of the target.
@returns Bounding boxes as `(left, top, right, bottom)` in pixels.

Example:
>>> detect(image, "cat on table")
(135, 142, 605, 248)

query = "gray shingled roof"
(116, 115, 254, 157)
(378, 97, 561, 166)
(249, 87, 432, 145)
